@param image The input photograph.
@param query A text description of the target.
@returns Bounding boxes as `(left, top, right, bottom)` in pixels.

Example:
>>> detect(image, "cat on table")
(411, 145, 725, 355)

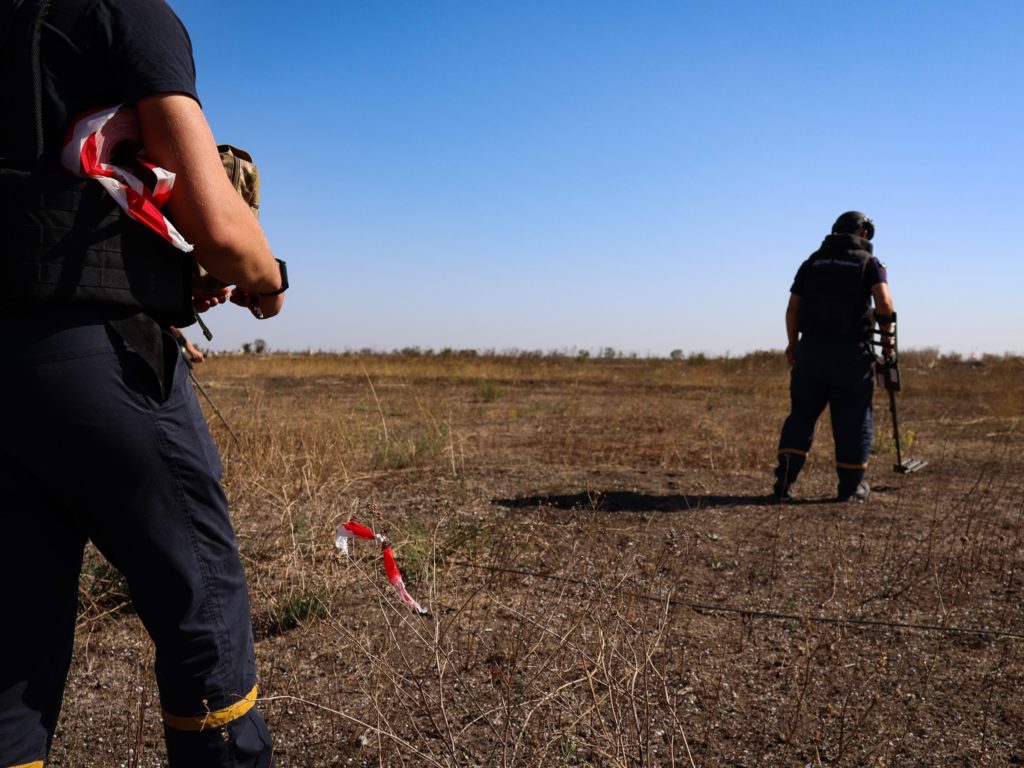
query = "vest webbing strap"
(26, 0, 49, 163)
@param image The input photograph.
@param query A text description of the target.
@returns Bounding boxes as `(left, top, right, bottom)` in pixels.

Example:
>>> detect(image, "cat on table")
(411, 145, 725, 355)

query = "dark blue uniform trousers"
(774, 338, 875, 497)
(0, 312, 272, 767)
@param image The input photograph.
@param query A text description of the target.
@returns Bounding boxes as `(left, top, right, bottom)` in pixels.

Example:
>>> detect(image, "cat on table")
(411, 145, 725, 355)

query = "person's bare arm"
(784, 293, 800, 366)
(136, 93, 284, 317)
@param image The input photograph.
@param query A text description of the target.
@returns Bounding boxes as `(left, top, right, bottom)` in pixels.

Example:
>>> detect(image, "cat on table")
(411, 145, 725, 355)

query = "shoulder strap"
(0, 0, 51, 167)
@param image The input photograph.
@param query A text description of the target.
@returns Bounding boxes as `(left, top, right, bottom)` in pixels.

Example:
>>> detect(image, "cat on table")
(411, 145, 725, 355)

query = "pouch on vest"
(192, 144, 261, 294)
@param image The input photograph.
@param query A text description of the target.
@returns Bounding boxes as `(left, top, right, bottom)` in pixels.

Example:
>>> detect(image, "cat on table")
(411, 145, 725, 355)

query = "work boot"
(772, 480, 793, 501)
(837, 482, 870, 503)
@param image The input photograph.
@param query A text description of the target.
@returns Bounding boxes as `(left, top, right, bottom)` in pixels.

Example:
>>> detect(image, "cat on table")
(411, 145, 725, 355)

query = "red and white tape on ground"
(335, 521, 428, 615)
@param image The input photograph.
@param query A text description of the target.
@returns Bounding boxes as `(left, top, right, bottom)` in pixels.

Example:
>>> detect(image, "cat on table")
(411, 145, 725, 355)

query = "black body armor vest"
(0, 0, 194, 326)
(796, 233, 874, 341)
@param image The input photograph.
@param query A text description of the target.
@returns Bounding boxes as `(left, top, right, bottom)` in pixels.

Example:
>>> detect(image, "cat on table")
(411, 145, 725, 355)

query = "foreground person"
(772, 211, 895, 503)
(0, 0, 286, 764)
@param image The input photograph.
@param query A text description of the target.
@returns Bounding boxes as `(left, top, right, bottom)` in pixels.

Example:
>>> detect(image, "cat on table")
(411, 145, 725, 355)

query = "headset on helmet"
(832, 211, 875, 240)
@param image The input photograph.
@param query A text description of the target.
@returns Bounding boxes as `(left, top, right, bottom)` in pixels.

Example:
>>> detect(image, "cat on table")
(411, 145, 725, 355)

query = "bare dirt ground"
(48, 350, 1024, 766)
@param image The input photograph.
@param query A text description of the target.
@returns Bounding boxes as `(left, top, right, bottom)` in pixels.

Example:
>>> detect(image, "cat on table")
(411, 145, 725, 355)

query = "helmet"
(832, 211, 874, 240)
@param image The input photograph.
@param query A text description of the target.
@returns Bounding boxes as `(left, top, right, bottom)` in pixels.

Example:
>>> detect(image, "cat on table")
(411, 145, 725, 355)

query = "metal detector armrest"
(867, 311, 927, 474)
(868, 311, 897, 360)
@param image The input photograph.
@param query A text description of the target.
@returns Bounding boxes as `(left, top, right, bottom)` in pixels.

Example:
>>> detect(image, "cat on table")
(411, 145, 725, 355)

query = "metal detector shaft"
(189, 370, 242, 449)
(886, 385, 906, 471)
(174, 333, 241, 449)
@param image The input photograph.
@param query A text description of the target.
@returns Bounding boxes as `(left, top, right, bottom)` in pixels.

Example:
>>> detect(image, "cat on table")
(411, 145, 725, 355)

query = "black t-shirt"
(38, 0, 198, 166)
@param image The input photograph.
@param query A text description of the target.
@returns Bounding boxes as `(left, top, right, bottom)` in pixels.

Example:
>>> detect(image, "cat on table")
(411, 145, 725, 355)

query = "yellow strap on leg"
(8, 762, 45, 768)
(779, 448, 808, 457)
(162, 685, 258, 732)
(836, 461, 869, 470)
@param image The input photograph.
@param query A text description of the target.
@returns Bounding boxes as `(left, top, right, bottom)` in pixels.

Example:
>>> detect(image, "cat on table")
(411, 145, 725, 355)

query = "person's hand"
(785, 343, 798, 367)
(193, 286, 232, 313)
(183, 338, 205, 363)
(229, 289, 284, 320)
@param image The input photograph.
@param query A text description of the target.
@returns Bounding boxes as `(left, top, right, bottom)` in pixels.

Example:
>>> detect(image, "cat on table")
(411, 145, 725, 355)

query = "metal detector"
(870, 312, 927, 474)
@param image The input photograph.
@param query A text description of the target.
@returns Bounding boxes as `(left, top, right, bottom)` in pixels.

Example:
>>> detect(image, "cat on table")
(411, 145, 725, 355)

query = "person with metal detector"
(772, 211, 895, 502)
(0, 0, 283, 765)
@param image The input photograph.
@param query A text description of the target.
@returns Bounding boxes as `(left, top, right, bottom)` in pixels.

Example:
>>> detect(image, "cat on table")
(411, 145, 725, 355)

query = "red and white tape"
(62, 104, 193, 253)
(335, 521, 428, 615)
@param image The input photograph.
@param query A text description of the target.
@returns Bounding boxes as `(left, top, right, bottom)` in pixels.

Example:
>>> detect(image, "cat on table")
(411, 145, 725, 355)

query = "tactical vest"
(796, 235, 873, 341)
(0, 0, 194, 326)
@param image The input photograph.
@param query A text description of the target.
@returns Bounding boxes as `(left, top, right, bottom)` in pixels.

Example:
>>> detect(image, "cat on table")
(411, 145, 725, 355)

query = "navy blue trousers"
(774, 338, 875, 497)
(0, 311, 272, 767)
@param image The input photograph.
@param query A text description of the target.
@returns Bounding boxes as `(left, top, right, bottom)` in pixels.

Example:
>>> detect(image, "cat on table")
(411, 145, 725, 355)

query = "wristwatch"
(258, 259, 289, 296)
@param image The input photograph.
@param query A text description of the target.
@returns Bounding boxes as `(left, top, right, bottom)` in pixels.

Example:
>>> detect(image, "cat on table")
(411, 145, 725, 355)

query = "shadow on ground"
(493, 490, 841, 512)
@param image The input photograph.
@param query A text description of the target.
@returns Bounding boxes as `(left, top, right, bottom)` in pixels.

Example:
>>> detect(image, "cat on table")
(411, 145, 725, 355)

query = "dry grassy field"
(52, 349, 1024, 766)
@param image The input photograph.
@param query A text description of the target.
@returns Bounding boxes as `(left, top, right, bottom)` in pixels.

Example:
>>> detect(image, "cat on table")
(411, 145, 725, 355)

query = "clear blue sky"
(168, 0, 1023, 357)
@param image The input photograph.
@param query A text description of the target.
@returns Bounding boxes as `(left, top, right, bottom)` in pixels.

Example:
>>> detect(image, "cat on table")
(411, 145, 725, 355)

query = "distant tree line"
(219, 342, 1018, 365)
